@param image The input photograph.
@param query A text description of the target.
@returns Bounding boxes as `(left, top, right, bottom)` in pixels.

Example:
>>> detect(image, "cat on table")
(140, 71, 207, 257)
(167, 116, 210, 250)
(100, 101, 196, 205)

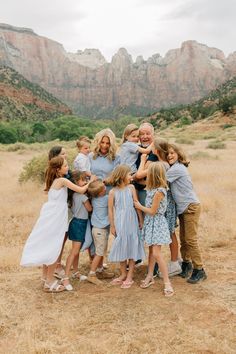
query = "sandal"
(44, 280, 65, 293)
(121, 280, 134, 289)
(110, 277, 125, 285)
(140, 277, 154, 289)
(164, 282, 174, 297)
(54, 267, 65, 279)
(61, 277, 73, 291)
(72, 271, 87, 281)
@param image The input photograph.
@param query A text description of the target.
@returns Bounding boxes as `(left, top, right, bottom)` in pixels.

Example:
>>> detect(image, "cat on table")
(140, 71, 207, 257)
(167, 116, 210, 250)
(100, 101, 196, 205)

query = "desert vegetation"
(0, 128, 236, 353)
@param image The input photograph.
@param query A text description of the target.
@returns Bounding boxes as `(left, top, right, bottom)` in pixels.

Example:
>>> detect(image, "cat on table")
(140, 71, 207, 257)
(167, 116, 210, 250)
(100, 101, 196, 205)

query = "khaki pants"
(179, 203, 203, 269)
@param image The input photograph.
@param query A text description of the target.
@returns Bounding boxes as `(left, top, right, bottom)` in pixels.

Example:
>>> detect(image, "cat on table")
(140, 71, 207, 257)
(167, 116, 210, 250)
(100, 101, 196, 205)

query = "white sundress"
(20, 187, 68, 266)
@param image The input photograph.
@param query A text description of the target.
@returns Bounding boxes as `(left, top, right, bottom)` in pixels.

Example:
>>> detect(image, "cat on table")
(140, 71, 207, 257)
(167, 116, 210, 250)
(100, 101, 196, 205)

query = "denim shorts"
(68, 217, 88, 243)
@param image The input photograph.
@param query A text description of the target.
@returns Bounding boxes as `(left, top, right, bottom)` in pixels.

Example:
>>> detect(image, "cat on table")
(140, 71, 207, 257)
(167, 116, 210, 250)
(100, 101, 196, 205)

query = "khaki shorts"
(92, 227, 109, 256)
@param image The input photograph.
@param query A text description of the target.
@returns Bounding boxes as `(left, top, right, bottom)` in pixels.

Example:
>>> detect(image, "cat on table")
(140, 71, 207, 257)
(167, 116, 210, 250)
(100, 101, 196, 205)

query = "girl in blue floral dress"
(134, 162, 174, 296)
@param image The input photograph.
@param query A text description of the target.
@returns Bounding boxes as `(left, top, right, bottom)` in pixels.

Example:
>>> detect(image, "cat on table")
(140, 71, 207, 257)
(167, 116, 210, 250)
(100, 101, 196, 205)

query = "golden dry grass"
(0, 140, 236, 354)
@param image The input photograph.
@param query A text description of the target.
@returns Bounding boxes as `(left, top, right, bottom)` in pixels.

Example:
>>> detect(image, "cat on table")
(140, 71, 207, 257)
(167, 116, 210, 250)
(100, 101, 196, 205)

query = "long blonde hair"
(121, 124, 139, 143)
(168, 143, 190, 167)
(146, 162, 167, 190)
(153, 137, 169, 161)
(106, 164, 131, 187)
(92, 128, 117, 161)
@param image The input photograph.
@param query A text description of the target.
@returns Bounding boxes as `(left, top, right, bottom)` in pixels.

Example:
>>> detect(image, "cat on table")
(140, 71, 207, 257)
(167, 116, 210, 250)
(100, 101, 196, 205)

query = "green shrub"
(0, 125, 17, 144)
(207, 141, 226, 149)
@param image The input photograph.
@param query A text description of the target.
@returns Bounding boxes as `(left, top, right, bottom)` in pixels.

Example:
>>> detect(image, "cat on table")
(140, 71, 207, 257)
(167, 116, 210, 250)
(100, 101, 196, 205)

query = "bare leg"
(45, 261, 58, 284)
(126, 259, 135, 283)
(56, 232, 68, 269)
(152, 245, 170, 285)
(63, 242, 81, 286)
(170, 232, 179, 261)
(90, 255, 103, 272)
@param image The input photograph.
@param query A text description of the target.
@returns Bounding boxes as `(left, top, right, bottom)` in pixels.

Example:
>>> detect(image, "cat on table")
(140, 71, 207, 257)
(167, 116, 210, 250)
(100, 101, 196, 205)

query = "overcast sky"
(1, 0, 235, 61)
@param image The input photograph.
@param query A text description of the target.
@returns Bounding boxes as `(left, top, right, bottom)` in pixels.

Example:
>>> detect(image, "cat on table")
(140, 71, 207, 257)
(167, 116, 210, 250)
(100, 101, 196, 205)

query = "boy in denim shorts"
(87, 179, 114, 285)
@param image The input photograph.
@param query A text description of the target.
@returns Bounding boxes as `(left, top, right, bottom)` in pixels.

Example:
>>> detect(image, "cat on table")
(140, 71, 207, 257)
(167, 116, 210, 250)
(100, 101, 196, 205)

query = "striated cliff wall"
(1, 23, 236, 117)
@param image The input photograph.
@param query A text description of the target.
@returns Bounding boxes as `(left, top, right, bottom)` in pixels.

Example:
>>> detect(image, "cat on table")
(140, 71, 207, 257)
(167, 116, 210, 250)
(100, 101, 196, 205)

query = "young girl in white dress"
(20, 156, 92, 293)
(134, 162, 174, 297)
(108, 165, 145, 289)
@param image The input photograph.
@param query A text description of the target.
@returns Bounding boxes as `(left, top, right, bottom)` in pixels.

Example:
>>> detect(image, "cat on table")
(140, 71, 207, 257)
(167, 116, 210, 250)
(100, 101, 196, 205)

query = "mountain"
(1, 23, 236, 117)
(0, 66, 71, 121)
(147, 76, 236, 129)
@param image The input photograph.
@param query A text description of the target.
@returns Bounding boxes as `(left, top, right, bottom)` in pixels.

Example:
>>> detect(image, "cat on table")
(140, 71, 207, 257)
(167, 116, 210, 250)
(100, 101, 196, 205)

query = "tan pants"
(179, 203, 203, 269)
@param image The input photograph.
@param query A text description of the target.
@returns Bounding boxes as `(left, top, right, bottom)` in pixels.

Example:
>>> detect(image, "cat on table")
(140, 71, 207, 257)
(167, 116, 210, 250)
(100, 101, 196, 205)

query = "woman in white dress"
(20, 156, 92, 292)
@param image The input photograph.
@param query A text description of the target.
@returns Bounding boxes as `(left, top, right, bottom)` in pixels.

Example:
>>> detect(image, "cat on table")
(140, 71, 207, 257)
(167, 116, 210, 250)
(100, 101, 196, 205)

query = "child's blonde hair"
(168, 143, 190, 167)
(146, 162, 167, 190)
(76, 136, 91, 150)
(121, 124, 139, 143)
(153, 137, 169, 161)
(88, 179, 105, 198)
(92, 128, 117, 161)
(106, 164, 131, 187)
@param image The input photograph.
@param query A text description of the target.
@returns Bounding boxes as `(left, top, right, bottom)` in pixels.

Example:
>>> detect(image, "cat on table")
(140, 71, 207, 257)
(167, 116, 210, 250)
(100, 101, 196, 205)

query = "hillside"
(0, 66, 72, 121)
(147, 76, 236, 129)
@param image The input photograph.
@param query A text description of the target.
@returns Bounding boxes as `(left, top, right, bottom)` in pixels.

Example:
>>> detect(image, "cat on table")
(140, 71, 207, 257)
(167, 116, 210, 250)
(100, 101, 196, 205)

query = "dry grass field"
(0, 133, 236, 353)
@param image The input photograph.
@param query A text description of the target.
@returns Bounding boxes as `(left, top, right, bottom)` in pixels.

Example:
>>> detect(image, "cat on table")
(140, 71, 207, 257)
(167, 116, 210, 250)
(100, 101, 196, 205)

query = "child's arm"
(134, 191, 164, 216)
(83, 199, 93, 212)
(61, 175, 96, 194)
(130, 185, 143, 229)
(134, 154, 152, 180)
(137, 142, 153, 155)
(108, 189, 116, 236)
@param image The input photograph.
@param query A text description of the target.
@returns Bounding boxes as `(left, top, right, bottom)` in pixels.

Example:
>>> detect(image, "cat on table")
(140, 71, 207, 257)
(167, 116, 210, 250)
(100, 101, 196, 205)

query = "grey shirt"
(71, 193, 89, 219)
(166, 162, 199, 215)
(91, 195, 109, 228)
(119, 141, 139, 173)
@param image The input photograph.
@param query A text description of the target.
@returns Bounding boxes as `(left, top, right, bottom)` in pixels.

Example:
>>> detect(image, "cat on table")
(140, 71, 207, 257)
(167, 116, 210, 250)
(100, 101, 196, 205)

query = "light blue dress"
(142, 188, 171, 246)
(108, 186, 146, 262)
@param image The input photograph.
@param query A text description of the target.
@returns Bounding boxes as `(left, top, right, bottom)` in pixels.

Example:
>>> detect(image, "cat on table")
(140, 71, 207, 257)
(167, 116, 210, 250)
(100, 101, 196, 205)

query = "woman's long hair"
(92, 128, 117, 161)
(153, 137, 169, 161)
(48, 146, 63, 160)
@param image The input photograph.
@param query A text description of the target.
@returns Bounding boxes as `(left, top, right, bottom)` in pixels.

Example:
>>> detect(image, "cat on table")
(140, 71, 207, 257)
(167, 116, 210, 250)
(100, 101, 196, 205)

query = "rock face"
(1, 23, 236, 117)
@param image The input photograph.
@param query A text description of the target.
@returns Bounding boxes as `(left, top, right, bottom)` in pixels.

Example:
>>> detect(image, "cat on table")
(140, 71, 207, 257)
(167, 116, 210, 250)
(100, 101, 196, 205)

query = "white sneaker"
(159, 261, 182, 278)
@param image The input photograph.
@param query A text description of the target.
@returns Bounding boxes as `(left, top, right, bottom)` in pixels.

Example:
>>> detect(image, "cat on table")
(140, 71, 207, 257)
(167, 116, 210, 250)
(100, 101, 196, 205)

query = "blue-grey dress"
(108, 186, 146, 262)
(165, 189, 177, 234)
(142, 188, 171, 246)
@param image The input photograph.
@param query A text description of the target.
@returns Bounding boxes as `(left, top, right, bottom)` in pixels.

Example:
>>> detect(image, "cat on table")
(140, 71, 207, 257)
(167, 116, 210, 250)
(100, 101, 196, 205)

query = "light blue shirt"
(91, 195, 109, 228)
(71, 193, 88, 219)
(119, 141, 139, 173)
(166, 161, 199, 215)
(89, 152, 120, 180)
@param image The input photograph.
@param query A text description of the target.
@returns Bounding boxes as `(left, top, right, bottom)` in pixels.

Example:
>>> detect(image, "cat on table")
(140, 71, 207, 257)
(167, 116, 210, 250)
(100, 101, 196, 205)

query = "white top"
(73, 153, 91, 172)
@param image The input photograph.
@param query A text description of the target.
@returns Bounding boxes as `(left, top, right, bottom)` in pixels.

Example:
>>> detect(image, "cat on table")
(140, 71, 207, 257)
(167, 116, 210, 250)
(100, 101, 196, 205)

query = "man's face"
(139, 126, 153, 147)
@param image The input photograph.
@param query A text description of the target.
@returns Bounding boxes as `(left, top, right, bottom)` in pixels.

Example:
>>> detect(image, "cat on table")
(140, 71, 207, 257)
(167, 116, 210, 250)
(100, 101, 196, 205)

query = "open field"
(0, 137, 236, 354)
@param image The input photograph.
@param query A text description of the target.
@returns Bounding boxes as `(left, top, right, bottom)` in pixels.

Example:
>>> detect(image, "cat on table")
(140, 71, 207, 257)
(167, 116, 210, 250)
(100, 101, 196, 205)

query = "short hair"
(121, 124, 139, 143)
(146, 162, 167, 190)
(168, 143, 190, 167)
(139, 122, 154, 135)
(76, 136, 91, 150)
(88, 179, 105, 198)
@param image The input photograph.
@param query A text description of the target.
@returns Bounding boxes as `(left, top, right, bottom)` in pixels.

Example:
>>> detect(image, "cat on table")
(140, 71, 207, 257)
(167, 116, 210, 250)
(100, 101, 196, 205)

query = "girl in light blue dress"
(108, 165, 145, 289)
(134, 162, 174, 297)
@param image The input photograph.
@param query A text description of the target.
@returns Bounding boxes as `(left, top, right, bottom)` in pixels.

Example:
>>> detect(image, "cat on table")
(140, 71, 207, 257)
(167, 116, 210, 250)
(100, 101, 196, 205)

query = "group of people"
(20, 122, 207, 296)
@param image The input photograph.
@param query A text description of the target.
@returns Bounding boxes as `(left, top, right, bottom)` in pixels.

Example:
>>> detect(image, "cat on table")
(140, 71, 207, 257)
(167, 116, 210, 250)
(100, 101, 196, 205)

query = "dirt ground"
(0, 140, 236, 354)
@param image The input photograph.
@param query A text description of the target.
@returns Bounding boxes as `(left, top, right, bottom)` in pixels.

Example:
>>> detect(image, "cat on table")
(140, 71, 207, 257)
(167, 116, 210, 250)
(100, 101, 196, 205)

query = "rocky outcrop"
(0, 23, 236, 117)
